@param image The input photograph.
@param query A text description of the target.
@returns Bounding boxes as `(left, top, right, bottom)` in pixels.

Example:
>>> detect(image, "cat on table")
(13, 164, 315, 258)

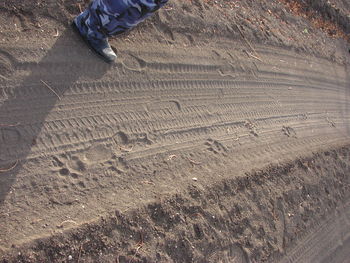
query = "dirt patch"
(1, 146, 350, 262)
(1, 0, 349, 61)
(278, 0, 350, 42)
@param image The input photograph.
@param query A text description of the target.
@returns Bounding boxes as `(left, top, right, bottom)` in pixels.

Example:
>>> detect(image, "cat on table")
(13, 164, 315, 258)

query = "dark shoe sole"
(71, 22, 116, 64)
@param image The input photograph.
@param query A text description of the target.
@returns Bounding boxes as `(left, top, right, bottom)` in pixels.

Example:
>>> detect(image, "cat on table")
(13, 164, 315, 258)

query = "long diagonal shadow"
(0, 29, 110, 205)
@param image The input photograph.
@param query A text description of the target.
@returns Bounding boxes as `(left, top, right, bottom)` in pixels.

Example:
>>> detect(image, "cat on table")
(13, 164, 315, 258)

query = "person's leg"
(73, 0, 169, 62)
(73, 0, 119, 62)
(101, 0, 169, 37)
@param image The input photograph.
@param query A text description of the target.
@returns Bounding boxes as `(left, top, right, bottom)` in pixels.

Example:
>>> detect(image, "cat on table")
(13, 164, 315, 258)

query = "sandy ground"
(0, 0, 350, 262)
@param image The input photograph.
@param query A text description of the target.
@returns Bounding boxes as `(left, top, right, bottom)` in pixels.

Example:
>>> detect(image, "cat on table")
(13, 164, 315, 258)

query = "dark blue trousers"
(75, 0, 169, 40)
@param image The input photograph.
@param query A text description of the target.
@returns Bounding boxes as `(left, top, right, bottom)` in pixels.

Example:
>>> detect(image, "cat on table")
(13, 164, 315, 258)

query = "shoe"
(71, 21, 117, 63)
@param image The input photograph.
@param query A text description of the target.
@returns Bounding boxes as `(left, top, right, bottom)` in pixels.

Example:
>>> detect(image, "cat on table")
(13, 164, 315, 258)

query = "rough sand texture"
(0, 0, 350, 262)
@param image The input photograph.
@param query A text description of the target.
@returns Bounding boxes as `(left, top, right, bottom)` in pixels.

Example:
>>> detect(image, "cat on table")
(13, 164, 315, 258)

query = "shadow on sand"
(0, 28, 111, 205)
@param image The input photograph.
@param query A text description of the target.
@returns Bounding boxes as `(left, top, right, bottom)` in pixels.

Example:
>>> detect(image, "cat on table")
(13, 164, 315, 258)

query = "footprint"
(57, 165, 81, 178)
(69, 156, 86, 172)
(173, 32, 195, 46)
(52, 154, 85, 178)
(112, 131, 129, 146)
(147, 100, 182, 112)
(52, 156, 64, 167)
(56, 165, 86, 191)
(154, 12, 175, 42)
(85, 144, 113, 163)
(59, 167, 70, 176)
(244, 120, 259, 137)
(282, 126, 297, 138)
(205, 139, 228, 155)
(0, 127, 21, 143)
(121, 53, 147, 71)
(0, 128, 22, 149)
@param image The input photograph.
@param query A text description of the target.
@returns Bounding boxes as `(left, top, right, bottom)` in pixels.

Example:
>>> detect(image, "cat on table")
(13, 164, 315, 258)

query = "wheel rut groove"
(0, 30, 349, 262)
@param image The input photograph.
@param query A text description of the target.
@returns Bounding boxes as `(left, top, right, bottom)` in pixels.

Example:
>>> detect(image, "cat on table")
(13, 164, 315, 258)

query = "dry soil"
(0, 0, 350, 262)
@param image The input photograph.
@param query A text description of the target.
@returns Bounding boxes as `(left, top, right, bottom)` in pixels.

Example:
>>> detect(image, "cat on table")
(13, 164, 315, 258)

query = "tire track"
(0, 35, 350, 252)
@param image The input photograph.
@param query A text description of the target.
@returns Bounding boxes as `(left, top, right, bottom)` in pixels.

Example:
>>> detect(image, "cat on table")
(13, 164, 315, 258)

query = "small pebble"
(192, 177, 198, 181)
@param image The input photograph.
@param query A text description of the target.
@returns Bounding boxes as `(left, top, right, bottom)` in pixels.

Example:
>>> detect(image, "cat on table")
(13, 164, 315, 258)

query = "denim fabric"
(74, 0, 169, 40)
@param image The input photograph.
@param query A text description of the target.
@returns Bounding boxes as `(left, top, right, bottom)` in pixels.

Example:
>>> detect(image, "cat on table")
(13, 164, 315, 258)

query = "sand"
(0, 0, 350, 262)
